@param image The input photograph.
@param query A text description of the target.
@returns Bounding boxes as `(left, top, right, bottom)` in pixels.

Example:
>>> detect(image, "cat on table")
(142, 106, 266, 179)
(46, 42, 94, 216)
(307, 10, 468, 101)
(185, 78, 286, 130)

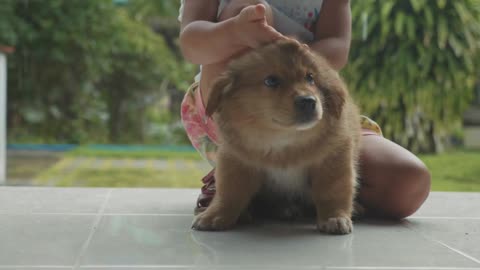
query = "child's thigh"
(218, 0, 273, 23)
(359, 135, 429, 184)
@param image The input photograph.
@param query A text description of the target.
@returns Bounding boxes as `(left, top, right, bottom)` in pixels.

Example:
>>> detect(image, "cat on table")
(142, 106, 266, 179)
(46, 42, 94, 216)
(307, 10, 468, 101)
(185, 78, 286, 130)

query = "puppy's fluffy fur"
(193, 40, 361, 234)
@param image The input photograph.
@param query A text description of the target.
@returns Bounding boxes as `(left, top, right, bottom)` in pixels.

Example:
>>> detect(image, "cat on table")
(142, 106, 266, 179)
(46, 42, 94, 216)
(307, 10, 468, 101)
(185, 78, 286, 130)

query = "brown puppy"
(192, 40, 361, 234)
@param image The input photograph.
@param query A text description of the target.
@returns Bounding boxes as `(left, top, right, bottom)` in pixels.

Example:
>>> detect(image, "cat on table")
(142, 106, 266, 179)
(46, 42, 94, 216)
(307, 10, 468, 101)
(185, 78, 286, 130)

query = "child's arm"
(309, 0, 351, 70)
(180, 0, 284, 65)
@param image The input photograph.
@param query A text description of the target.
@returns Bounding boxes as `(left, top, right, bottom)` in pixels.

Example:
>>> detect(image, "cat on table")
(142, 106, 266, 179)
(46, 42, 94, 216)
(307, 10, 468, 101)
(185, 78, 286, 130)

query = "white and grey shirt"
(178, 0, 324, 81)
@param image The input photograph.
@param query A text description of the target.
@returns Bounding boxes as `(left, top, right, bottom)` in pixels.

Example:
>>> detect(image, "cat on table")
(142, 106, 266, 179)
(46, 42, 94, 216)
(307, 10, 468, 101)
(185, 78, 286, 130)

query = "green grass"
(66, 147, 202, 160)
(419, 150, 480, 192)
(9, 148, 480, 191)
(38, 168, 204, 188)
(33, 157, 207, 187)
(7, 155, 60, 180)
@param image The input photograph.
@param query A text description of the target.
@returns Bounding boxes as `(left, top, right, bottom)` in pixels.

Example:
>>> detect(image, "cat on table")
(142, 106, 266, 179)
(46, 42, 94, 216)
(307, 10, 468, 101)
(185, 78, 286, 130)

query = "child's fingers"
(240, 4, 266, 22)
(265, 25, 285, 40)
(254, 4, 266, 18)
(250, 26, 285, 48)
(281, 36, 309, 48)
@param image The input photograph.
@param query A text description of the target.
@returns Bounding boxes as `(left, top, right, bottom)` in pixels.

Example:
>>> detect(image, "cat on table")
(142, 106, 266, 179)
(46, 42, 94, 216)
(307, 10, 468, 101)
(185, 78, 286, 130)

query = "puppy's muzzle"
(295, 95, 317, 123)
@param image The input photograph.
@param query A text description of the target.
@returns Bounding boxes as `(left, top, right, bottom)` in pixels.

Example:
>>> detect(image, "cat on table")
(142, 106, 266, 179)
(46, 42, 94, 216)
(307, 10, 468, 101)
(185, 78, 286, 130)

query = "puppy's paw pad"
(317, 217, 353, 234)
(192, 212, 235, 231)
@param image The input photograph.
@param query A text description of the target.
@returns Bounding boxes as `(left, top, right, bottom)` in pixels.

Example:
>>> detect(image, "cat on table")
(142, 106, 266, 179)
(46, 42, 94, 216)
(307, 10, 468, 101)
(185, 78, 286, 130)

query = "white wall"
(0, 52, 6, 184)
(465, 127, 480, 149)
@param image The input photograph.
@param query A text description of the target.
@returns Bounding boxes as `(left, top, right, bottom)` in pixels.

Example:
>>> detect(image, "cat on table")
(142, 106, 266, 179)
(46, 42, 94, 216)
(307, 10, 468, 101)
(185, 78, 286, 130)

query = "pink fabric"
(181, 84, 220, 166)
(193, 85, 220, 144)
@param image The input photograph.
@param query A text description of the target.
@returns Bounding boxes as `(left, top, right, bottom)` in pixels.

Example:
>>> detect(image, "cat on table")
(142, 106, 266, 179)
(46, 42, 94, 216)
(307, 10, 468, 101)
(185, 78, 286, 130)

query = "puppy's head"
(206, 40, 347, 132)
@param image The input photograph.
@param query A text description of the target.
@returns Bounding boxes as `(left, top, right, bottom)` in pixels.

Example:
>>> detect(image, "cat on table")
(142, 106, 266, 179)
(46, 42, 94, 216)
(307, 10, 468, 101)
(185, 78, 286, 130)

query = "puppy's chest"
(263, 167, 309, 195)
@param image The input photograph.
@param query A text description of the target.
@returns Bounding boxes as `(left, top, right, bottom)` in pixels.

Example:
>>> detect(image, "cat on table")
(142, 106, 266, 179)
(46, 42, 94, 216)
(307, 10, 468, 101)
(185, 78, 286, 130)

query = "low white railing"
(0, 51, 7, 184)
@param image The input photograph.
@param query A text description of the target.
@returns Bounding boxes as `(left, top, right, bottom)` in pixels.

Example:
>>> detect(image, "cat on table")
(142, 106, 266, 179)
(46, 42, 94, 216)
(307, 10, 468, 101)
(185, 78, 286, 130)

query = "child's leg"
(358, 134, 431, 219)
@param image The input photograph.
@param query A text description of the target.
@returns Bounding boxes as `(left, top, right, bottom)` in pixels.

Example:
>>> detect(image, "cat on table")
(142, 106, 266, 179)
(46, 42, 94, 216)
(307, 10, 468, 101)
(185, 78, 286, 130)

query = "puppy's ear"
(205, 72, 234, 117)
(322, 80, 347, 119)
(310, 53, 347, 119)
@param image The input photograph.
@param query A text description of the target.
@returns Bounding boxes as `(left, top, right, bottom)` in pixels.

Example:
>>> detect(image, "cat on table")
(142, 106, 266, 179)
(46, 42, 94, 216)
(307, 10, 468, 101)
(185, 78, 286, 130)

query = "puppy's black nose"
(294, 95, 316, 114)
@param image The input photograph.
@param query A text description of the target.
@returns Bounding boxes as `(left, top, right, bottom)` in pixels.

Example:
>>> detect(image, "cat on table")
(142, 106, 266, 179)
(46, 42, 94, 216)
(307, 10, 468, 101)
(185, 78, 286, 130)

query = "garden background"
(1, 0, 479, 191)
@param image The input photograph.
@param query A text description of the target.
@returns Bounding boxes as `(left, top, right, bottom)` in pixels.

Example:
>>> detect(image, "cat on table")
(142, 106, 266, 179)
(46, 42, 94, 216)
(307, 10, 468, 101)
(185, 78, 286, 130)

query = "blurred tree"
(125, 0, 179, 19)
(0, 0, 21, 45)
(0, 0, 191, 144)
(96, 9, 175, 143)
(344, 0, 480, 153)
(123, 0, 195, 145)
(124, 0, 196, 118)
(2, 0, 118, 143)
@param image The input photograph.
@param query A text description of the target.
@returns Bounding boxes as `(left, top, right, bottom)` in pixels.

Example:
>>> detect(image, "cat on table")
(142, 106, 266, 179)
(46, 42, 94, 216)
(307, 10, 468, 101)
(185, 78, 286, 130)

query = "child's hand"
(233, 4, 285, 49)
(284, 35, 310, 48)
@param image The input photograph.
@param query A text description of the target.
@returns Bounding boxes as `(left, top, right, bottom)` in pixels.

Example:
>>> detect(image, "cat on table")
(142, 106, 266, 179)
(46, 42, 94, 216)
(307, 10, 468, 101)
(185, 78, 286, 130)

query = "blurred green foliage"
(1, 0, 194, 144)
(2, 0, 480, 153)
(344, 0, 480, 153)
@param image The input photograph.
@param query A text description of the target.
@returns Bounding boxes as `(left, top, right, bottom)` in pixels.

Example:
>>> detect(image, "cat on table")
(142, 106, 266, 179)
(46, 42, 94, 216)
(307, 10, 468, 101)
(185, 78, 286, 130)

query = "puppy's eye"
(306, 73, 315, 85)
(264, 75, 280, 88)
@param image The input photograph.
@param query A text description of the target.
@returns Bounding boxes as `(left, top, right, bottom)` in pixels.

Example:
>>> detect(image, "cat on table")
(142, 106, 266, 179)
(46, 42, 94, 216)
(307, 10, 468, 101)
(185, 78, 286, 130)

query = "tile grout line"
(102, 213, 192, 216)
(410, 216, 480, 220)
(434, 240, 480, 265)
(327, 267, 480, 270)
(0, 266, 72, 269)
(4, 213, 480, 218)
(67, 265, 480, 269)
(73, 189, 113, 270)
(79, 266, 195, 269)
(402, 221, 480, 266)
(0, 212, 192, 216)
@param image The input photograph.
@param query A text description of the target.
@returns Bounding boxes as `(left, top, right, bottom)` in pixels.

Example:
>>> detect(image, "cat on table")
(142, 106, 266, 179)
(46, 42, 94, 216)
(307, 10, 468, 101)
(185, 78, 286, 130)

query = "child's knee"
(385, 162, 431, 219)
(218, 0, 274, 25)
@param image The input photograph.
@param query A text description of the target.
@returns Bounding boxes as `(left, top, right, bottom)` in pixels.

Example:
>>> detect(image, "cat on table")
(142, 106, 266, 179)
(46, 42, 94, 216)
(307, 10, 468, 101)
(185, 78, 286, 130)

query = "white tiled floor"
(0, 187, 479, 270)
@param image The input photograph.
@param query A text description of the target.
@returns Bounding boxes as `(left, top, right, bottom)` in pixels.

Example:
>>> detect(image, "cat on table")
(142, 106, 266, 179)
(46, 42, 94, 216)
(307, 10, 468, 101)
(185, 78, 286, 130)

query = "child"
(179, 0, 431, 219)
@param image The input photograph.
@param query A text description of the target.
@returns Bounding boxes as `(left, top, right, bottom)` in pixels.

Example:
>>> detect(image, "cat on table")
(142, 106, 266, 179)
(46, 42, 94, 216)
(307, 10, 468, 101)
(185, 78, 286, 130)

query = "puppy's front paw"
(192, 211, 237, 231)
(317, 217, 353, 234)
